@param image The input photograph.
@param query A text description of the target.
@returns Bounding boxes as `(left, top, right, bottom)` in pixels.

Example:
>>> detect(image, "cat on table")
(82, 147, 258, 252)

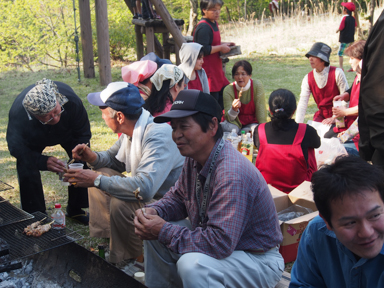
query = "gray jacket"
(88, 117, 184, 202)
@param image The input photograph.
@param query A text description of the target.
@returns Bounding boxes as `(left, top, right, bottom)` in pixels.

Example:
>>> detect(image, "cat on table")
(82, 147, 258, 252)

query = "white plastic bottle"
(228, 129, 238, 143)
(51, 203, 66, 229)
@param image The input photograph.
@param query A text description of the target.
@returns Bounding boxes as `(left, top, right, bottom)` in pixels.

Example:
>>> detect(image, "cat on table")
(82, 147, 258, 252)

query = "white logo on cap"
(174, 100, 184, 105)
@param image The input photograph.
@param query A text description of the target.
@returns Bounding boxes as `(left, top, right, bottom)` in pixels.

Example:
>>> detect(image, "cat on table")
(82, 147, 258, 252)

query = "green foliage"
(0, 0, 77, 71)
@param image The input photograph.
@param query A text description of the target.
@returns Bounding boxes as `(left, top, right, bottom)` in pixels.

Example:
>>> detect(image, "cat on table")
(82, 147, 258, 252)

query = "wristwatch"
(94, 175, 102, 188)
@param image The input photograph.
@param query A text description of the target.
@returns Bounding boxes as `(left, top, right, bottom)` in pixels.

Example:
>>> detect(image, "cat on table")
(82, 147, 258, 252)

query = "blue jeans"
(343, 141, 359, 156)
(144, 219, 284, 288)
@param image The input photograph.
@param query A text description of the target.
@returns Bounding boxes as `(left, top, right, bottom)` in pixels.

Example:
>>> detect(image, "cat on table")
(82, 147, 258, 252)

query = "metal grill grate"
(0, 180, 13, 192)
(0, 196, 34, 227)
(0, 211, 83, 261)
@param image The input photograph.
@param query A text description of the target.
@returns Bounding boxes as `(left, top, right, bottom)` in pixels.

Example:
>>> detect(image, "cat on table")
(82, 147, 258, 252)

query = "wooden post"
(146, 27, 155, 53)
(135, 25, 144, 60)
(162, 32, 170, 59)
(95, 0, 112, 86)
(154, 36, 164, 57)
(78, 0, 95, 78)
(150, 0, 186, 48)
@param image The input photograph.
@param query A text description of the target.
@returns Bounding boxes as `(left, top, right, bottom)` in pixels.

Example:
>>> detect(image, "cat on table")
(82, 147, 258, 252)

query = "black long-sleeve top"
(193, 18, 219, 56)
(253, 120, 321, 162)
(6, 81, 91, 170)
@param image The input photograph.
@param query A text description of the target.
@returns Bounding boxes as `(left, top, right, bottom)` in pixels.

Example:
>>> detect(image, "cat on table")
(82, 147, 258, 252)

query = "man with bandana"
(6, 78, 91, 224)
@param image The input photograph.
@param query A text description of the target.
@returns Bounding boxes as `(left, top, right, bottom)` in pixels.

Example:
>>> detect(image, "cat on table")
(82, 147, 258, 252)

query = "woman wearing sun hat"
(121, 59, 157, 100)
(295, 42, 349, 126)
(145, 64, 186, 117)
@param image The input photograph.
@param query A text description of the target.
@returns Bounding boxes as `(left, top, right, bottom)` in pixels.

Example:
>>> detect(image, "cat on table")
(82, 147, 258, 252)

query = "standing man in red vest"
(295, 42, 349, 136)
(193, 0, 235, 109)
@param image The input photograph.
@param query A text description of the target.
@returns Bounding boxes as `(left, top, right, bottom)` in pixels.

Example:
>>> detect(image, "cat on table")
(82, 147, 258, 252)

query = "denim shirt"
(290, 216, 384, 288)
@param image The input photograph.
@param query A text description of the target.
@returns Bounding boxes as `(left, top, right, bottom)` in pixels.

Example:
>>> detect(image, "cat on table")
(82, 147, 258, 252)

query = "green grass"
(0, 54, 356, 260)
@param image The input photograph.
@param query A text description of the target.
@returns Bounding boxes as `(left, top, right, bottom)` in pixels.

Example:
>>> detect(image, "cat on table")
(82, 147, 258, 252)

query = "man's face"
(171, 116, 214, 161)
(325, 190, 384, 259)
(101, 107, 119, 133)
(308, 56, 325, 72)
(35, 101, 63, 125)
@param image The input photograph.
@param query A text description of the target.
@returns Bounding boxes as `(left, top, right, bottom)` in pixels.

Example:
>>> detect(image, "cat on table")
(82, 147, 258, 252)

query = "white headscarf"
(150, 64, 184, 91)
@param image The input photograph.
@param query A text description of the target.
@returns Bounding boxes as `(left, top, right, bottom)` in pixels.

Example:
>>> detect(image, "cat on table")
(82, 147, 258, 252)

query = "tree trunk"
(78, 0, 95, 78)
(95, 0, 112, 85)
(187, 0, 198, 36)
(369, 0, 375, 32)
(226, 6, 231, 22)
(244, 0, 247, 19)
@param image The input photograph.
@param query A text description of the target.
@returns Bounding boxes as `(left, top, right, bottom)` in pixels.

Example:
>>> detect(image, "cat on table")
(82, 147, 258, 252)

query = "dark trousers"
(211, 86, 226, 111)
(16, 144, 89, 214)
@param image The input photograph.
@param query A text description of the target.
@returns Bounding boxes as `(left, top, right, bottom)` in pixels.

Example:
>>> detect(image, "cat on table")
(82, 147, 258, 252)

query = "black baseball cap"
(154, 90, 222, 123)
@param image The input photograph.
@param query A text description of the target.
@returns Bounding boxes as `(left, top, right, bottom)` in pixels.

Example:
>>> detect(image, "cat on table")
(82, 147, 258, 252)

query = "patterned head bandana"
(150, 64, 184, 91)
(22, 78, 68, 116)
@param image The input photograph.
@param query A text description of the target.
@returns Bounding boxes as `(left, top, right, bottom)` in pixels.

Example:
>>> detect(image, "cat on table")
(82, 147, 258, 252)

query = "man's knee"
(177, 253, 207, 279)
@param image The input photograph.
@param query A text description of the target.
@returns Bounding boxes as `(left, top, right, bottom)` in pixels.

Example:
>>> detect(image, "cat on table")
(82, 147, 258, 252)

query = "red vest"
(193, 20, 229, 92)
(308, 66, 340, 122)
(188, 73, 203, 91)
(233, 80, 258, 126)
(255, 123, 317, 193)
(333, 75, 360, 133)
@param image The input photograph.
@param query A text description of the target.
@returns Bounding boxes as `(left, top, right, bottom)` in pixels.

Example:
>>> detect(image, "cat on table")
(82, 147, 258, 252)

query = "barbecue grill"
(0, 196, 34, 227)
(0, 179, 147, 287)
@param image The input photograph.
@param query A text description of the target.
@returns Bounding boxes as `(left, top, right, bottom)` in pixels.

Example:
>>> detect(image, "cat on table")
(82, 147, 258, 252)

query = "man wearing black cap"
(134, 90, 284, 288)
(295, 42, 349, 137)
(65, 82, 184, 265)
(6, 78, 91, 223)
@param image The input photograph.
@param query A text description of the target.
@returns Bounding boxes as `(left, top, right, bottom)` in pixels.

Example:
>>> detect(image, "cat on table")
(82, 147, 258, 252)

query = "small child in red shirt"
(336, 2, 356, 71)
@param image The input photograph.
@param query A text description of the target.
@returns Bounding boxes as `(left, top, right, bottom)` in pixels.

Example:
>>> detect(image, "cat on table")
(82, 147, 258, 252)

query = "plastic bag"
(333, 100, 348, 128)
(307, 120, 330, 138)
(277, 204, 313, 222)
(315, 137, 348, 167)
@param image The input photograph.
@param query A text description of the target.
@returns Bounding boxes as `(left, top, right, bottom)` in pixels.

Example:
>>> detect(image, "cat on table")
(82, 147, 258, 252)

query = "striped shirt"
(149, 139, 283, 259)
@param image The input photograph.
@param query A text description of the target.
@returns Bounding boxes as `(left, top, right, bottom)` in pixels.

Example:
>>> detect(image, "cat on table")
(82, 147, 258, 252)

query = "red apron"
(308, 66, 340, 122)
(188, 73, 203, 91)
(255, 123, 317, 193)
(233, 80, 258, 126)
(193, 20, 229, 92)
(333, 76, 360, 133)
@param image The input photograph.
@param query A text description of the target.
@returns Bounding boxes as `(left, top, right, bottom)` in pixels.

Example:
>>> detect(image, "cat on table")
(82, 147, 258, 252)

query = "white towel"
(115, 109, 151, 176)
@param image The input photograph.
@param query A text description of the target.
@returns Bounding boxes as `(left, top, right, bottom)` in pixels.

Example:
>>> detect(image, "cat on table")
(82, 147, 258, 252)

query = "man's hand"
(72, 143, 96, 163)
(322, 117, 335, 125)
(134, 208, 165, 241)
(63, 169, 98, 187)
(232, 99, 241, 112)
(47, 157, 66, 173)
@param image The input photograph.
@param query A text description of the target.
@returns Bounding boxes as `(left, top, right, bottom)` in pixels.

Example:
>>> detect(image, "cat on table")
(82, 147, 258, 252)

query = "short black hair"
(312, 156, 384, 227)
(343, 7, 352, 16)
(232, 60, 253, 78)
(191, 112, 223, 141)
(200, 0, 223, 16)
(125, 108, 143, 121)
(268, 89, 297, 130)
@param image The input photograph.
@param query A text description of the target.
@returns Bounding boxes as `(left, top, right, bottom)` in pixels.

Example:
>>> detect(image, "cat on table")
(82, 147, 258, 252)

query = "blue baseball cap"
(87, 82, 144, 115)
(141, 52, 172, 68)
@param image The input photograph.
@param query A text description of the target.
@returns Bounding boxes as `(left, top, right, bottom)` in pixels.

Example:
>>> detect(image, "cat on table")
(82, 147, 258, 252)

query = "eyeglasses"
(38, 105, 65, 125)
(208, 9, 221, 13)
(234, 73, 249, 77)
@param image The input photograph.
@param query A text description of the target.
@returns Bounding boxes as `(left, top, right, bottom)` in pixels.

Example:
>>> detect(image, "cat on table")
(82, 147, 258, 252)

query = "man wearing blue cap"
(65, 82, 184, 265)
(134, 90, 284, 288)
